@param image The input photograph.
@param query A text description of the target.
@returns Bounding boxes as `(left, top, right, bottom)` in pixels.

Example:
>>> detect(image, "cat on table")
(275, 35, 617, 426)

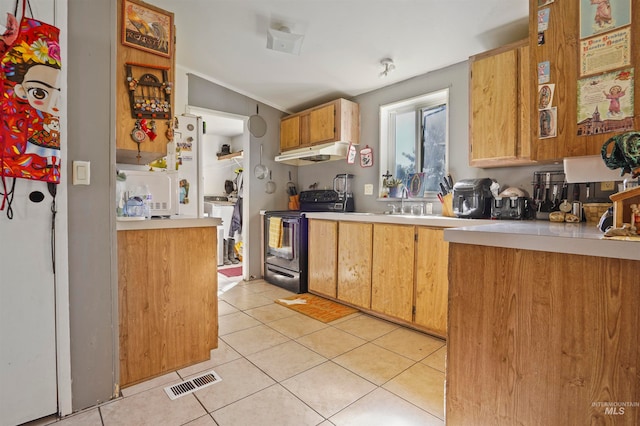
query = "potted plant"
(383, 177, 403, 198)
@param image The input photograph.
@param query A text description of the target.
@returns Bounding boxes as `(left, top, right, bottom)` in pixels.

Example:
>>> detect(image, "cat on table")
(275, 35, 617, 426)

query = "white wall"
(202, 133, 244, 196)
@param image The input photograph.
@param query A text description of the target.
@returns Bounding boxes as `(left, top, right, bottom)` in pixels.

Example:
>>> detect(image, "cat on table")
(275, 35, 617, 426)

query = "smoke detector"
(267, 25, 304, 55)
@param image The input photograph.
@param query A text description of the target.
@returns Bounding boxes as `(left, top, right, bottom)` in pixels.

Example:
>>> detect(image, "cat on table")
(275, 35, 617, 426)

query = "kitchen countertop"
(116, 216, 221, 231)
(303, 212, 639, 261)
(444, 220, 640, 261)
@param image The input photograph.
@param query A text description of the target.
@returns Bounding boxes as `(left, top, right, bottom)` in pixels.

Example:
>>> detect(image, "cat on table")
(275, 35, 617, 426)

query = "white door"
(0, 0, 60, 424)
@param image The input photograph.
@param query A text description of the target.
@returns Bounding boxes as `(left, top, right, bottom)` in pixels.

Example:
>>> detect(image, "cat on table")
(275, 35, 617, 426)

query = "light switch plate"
(364, 184, 373, 195)
(73, 160, 90, 185)
(600, 181, 615, 191)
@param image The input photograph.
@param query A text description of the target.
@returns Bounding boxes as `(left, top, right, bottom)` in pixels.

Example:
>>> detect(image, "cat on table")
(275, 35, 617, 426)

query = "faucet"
(387, 203, 398, 214)
(400, 186, 409, 214)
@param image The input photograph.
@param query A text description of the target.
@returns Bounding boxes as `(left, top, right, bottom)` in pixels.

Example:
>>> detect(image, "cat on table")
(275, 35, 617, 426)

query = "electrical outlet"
(600, 181, 615, 191)
(364, 184, 373, 195)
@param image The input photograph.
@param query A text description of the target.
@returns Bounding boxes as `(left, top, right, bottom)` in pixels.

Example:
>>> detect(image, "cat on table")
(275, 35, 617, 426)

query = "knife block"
(442, 193, 455, 217)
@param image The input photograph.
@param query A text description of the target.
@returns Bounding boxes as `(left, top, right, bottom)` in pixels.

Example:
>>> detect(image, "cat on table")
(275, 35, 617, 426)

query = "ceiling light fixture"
(379, 58, 396, 78)
(266, 25, 305, 55)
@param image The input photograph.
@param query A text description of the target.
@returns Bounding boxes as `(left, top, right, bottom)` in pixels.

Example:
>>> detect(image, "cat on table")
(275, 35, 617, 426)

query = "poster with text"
(577, 68, 634, 136)
(580, 27, 630, 76)
(580, 0, 631, 39)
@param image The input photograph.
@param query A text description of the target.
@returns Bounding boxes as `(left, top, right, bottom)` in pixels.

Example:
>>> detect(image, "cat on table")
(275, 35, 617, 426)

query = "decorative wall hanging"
(126, 62, 172, 120)
(359, 145, 373, 168)
(346, 143, 356, 164)
(1, 0, 62, 189)
(122, 0, 172, 58)
(577, 68, 634, 136)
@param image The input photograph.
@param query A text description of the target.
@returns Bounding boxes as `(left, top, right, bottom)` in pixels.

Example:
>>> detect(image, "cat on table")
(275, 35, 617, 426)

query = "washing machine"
(204, 201, 235, 266)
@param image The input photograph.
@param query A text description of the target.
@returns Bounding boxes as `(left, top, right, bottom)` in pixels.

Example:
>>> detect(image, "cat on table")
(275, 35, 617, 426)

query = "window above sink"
(379, 88, 449, 200)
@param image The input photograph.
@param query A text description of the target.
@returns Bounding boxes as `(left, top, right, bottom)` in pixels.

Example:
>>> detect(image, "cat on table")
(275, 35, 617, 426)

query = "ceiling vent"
(267, 25, 304, 55)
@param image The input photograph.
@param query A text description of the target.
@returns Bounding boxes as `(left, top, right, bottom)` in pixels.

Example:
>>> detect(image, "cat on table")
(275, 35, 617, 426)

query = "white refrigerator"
(174, 114, 204, 218)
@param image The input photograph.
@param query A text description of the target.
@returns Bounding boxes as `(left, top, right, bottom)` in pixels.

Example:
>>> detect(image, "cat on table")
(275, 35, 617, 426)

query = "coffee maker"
(333, 173, 355, 212)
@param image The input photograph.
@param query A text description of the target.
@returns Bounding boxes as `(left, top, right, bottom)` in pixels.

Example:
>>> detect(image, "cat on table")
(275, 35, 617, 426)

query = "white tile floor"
(29, 271, 446, 426)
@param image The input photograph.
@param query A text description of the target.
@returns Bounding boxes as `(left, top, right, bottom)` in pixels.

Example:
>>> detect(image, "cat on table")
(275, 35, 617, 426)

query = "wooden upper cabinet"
(469, 39, 535, 167)
(309, 103, 336, 144)
(280, 115, 301, 151)
(528, 0, 640, 161)
(279, 98, 360, 153)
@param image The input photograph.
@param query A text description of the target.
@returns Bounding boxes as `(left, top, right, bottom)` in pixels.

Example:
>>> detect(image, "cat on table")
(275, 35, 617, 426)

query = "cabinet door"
(470, 47, 519, 164)
(309, 103, 336, 144)
(371, 224, 415, 322)
(280, 115, 301, 152)
(307, 219, 338, 297)
(337, 222, 372, 309)
(414, 227, 448, 336)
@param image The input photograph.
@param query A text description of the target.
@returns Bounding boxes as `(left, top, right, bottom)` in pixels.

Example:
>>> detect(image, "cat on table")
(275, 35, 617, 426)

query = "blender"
(333, 173, 355, 212)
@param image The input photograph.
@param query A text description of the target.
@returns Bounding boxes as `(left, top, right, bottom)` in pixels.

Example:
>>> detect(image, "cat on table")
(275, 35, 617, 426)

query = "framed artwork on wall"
(122, 0, 172, 58)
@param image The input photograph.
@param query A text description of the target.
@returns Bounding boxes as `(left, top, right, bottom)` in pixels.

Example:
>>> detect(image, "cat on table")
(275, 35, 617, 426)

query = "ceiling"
(148, 0, 529, 114)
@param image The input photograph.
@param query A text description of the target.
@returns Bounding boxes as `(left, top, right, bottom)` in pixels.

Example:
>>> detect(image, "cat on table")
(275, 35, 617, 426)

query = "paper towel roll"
(563, 155, 624, 183)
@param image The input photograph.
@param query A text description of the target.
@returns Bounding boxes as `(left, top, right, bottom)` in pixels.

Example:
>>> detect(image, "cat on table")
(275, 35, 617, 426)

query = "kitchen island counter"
(117, 217, 219, 387)
(445, 220, 640, 424)
(116, 216, 221, 231)
(444, 220, 639, 260)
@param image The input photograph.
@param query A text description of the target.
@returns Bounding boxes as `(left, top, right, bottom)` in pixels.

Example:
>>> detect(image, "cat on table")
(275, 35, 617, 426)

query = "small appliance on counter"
(491, 196, 530, 220)
(299, 173, 356, 212)
(490, 187, 531, 220)
(299, 190, 355, 212)
(452, 178, 493, 219)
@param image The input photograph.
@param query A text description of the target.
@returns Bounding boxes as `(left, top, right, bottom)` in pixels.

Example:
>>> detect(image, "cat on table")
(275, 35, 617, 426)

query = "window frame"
(379, 88, 450, 200)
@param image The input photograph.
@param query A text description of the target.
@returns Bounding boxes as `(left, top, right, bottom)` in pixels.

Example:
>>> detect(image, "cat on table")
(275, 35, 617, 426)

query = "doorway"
(186, 106, 249, 282)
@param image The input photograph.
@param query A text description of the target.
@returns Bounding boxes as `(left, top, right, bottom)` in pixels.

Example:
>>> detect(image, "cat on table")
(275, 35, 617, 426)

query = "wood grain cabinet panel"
(447, 243, 640, 425)
(279, 115, 301, 151)
(414, 227, 448, 336)
(337, 221, 372, 309)
(371, 224, 415, 322)
(469, 39, 534, 167)
(116, 0, 173, 164)
(309, 103, 336, 144)
(528, 0, 640, 161)
(118, 227, 218, 387)
(307, 219, 338, 298)
(279, 98, 359, 153)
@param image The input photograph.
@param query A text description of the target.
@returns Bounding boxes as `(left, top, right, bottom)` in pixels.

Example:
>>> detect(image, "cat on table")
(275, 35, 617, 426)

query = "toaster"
(491, 197, 530, 220)
(452, 178, 493, 219)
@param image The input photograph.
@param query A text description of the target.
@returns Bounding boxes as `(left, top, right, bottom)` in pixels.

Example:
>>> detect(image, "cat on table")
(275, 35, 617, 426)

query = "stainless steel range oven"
(263, 188, 354, 294)
(263, 211, 308, 294)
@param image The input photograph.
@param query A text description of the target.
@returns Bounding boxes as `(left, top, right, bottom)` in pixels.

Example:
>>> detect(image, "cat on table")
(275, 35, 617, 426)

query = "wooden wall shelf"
(217, 151, 243, 161)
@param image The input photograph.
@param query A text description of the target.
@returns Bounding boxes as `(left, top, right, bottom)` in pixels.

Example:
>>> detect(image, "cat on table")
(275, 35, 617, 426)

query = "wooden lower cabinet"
(337, 222, 372, 309)
(307, 219, 449, 337)
(371, 224, 415, 322)
(447, 243, 640, 425)
(307, 219, 338, 297)
(414, 227, 448, 335)
(118, 226, 218, 387)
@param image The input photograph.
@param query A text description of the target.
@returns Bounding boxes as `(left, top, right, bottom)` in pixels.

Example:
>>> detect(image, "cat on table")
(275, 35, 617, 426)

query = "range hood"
(275, 141, 350, 166)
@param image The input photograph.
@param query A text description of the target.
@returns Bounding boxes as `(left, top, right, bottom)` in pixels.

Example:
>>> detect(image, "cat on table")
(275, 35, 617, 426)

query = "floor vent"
(164, 370, 222, 400)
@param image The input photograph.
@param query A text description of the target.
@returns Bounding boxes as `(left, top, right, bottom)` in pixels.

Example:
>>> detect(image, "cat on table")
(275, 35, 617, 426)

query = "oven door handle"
(267, 266, 295, 278)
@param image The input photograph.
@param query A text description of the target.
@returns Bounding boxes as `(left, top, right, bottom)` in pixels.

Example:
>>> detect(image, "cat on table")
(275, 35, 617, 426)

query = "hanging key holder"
(126, 62, 172, 120)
